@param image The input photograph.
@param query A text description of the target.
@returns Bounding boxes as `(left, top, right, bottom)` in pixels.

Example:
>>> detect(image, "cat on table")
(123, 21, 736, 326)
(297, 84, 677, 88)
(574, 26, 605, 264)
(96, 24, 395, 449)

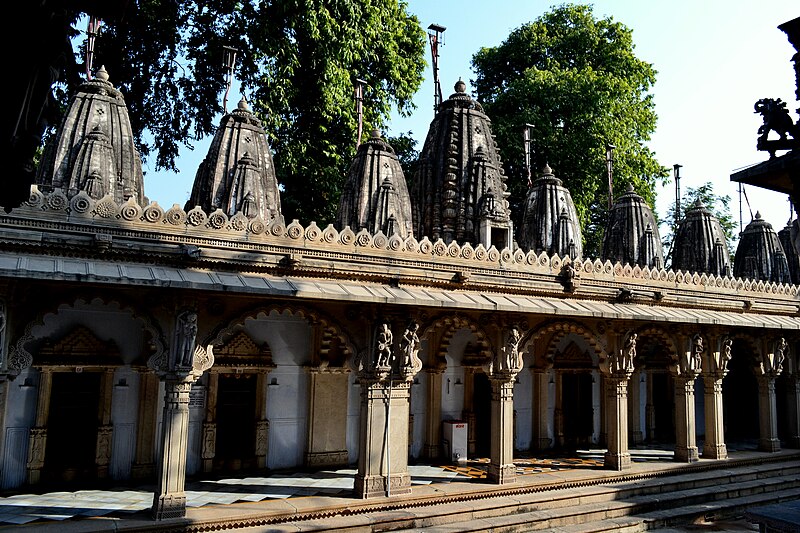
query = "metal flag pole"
(606, 143, 616, 209)
(354, 78, 367, 150)
(85, 16, 102, 80)
(427, 23, 446, 113)
(673, 163, 683, 225)
(222, 46, 238, 113)
(524, 124, 535, 188)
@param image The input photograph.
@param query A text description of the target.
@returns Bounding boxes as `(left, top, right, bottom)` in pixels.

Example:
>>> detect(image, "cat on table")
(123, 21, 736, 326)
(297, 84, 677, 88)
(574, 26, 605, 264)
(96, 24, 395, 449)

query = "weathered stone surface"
(337, 130, 413, 238)
(411, 80, 512, 248)
(519, 164, 583, 259)
(602, 184, 663, 268)
(672, 200, 732, 276)
(186, 98, 282, 221)
(734, 212, 791, 283)
(36, 66, 144, 205)
(778, 222, 800, 283)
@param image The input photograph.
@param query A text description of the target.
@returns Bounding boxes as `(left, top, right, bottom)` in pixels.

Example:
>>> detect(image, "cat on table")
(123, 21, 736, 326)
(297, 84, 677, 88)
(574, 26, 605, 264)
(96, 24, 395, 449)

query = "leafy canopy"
(80, 0, 426, 223)
(472, 4, 668, 257)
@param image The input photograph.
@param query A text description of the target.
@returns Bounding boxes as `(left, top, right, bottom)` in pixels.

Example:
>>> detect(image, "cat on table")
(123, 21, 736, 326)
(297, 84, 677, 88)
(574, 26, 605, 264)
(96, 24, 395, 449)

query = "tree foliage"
(661, 181, 738, 265)
(74, 0, 425, 223)
(471, 4, 668, 257)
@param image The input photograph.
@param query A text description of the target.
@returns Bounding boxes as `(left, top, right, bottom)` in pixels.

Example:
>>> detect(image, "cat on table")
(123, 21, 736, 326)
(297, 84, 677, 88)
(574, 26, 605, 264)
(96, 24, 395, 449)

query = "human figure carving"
(375, 323, 393, 369)
(688, 334, 703, 374)
(176, 311, 198, 368)
(503, 326, 522, 371)
(615, 332, 636, 373)
(720, 337, 733, 373)
(400, 321, 420, 367)
(775, 337, 788, 371)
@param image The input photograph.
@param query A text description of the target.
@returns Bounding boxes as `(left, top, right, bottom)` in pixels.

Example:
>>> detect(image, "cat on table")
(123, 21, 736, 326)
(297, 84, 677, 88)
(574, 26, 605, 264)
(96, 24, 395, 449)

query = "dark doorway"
(473, 372, 491, 457)
(215, 374, 257, 470)
(723, 344, 759, 442)
(651, 373, 675, 443)
(562, 373, 593, 447)
(44, 372, 101, 484)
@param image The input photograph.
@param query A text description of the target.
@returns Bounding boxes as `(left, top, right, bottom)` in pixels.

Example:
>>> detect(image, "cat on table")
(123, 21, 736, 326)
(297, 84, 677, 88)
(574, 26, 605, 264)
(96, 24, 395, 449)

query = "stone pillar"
(531, 368, 551, 450)
(786, 376, 800, 448)
(554, 372, 564, 447)
(201, 372, 218, 472)
(485, 325, 523, 485)
(255, 372, 270, 468)
(671, 334, 702, 463)
(628, 370, 643, 445)
(601, 331, 635, 471)
(354, 319, 422, 498)
(755, 337, 786, 453)
(488, 374, 517, 484)
(95, 369, 115, 478)
(306, 367, 350, 467)
(26, 368, 53, 485)
(133, 371, 160, 479)
(702, 336, 730, 460)
(463, 367, 477, 456)
(148, 309, 214, 520)
(423, 368, 443, 460)
(645, 372, 655, 442)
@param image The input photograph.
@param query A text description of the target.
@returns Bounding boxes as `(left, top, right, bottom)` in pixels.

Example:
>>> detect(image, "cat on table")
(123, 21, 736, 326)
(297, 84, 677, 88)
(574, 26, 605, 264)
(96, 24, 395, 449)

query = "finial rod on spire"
(427, 23, 446, 113)
(85, 16, 102, 80)
(673, 163, 682, 226)
(523, 123, 535, 187)
(605, 143, 616, 209)
(354, 78, 368, 149)
(222, 46, 238, 113)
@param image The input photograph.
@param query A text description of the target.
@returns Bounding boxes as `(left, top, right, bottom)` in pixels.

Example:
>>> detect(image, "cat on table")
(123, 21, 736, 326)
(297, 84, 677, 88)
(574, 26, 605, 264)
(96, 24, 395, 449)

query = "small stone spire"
(337, 130, 413, 238)
(186, 97, 282, 221)
(734, 213, 791, 283)
(672, 201, 731, 276)
(36, 66, 145, 204)
(601, 184, 664, 268)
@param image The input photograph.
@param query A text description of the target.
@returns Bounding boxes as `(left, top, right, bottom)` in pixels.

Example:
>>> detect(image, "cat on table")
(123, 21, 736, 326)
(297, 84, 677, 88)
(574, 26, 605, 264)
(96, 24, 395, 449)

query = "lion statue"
(754, 98, 797, 142)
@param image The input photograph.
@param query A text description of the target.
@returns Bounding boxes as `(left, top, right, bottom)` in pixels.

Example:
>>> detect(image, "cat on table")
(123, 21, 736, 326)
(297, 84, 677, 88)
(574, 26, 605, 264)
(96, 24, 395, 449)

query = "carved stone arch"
(633, 325, 679, 371)
(727, 332, 764, 374)
(36, 325, 122, 368)
(527, 320, 605, 370)
(8, 297, 166, 376)
(419, 314, 493, 369)
(207, 304, 357, 369)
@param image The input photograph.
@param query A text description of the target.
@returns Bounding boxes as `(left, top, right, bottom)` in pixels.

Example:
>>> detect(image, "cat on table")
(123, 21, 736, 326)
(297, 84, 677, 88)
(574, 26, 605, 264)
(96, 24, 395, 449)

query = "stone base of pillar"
(152, 492, 187, 520)
(702, 443, 728, 460)
(487, 463, 517, 485)
(759, 438, 781, 453)
(354, 472, 412, 499)
(305, 450, 349, 467)
(631, 430, 643, 446)
(603, 451, 631, 471)
(674, 445, 699, 463)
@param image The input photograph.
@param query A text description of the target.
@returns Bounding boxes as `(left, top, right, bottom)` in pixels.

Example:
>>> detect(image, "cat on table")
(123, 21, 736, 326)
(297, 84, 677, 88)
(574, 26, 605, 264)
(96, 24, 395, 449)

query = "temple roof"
(601, 184, 663, 268)
(734, 212, 791, 283)
(411, 80, 512, 247)
(671, 200, 731, 276)
(518, 164, 583, 259)
(337, 130, 413, 238)
(778, 222, 800, 284)
(186, 98, 282, 221)
(36, 66, 145, 205)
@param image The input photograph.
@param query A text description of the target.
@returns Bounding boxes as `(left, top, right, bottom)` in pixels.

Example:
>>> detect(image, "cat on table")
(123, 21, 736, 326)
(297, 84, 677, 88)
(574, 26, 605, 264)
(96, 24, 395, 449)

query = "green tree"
(74, 0, 425, 223)
(661, 182, 738, 266)
(471, 4, 668, 257)
(385, 131, 420, 186)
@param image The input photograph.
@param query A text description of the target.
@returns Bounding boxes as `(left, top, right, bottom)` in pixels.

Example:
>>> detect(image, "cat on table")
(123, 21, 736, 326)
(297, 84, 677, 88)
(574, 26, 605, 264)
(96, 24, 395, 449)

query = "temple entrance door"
(43, 372, 101, 484)
(562, 372, 593, 448)
(723, 345, 759, 443)
(473, 372, 491, 457)
(215, 374, 257, 471)
(651, 372, 675, 443)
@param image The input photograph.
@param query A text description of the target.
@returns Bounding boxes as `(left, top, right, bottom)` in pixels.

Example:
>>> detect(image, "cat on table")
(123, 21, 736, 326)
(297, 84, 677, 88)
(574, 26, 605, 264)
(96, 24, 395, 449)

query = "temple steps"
(266, 457, 800, 532)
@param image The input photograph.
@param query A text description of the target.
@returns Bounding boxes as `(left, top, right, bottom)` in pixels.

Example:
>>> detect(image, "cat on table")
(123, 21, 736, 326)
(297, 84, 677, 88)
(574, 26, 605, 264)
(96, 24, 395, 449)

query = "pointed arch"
(419, 313, 493, 368)
(525, 319, 606, 369)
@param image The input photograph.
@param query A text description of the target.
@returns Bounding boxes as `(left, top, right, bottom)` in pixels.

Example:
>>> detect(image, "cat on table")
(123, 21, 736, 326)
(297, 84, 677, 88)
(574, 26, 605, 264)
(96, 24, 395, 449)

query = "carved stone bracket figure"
(755, 98, 800, 157)
(374, 322, 393, 371)
(558, 261, 579, 293)
(398, 321, 422, 378)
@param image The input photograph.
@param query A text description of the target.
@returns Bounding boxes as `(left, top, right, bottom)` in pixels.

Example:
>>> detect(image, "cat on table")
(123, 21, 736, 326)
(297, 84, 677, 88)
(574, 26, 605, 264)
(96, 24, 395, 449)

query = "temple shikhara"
(0, 13, 799, 528)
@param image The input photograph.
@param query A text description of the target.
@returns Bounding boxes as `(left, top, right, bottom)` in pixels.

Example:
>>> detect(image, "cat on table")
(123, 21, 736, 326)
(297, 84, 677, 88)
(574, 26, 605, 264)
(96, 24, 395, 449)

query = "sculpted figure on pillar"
(677, 334, 704, 377)
(374, 322, 393, 370)
(759, 337, 787, 376)
(175, 311, 199, 368)
(486, 324, 523, 376)
(147, 308, 214, 378)
(399, 321, 422, 373)
(606, 332, 636, 376)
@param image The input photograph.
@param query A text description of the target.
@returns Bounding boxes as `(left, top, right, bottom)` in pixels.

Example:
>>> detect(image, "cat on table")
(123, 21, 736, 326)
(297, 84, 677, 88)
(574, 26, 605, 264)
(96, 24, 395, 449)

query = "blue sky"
(142, 0, 799, 242)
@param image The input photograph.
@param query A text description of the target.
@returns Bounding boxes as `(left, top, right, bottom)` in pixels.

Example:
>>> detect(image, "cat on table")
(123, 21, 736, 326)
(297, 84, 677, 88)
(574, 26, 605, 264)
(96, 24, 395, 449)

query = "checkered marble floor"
(0, 445, 705, 526)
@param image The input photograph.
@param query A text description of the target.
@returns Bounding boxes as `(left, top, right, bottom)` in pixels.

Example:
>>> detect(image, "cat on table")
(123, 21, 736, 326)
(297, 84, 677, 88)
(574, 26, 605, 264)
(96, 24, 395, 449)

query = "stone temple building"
(0, 42, 799, 523)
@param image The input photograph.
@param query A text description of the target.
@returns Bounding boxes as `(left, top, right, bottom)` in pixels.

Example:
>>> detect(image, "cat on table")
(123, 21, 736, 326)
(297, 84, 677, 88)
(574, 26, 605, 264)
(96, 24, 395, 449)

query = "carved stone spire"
(186, 97, 282, 220)
(411, 80, 512, 248)
(734, 212, 791, 283)
(337, 129, 413, 238)
(778, 222, 800, 283)
(518, 164, 583, 259)
(36, 66, 145, 204)
(602, 184, 664, 268)
(671, 200, 731, 276)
